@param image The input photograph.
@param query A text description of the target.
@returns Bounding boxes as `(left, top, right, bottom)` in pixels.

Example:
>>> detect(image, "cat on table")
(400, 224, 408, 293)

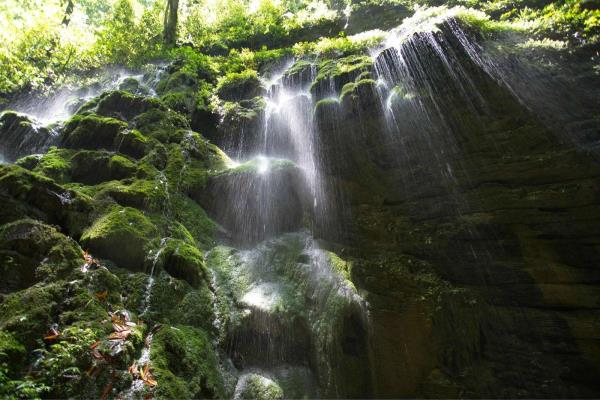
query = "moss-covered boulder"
(132, 108, 190, 142)
(0, 111, 58, 162)
(62, 114, 147, 159)
(80, 206, 159, 270)
(62, 114, 127, 150)
(0, 281, 71, 348)
(17, 147, 73, 182)
(118, 77, 150, 96)
(70, 151, 137, 185)
(95, 90, 164, 121)
(151, 325, 227, 399)
(157, 70, 198, 94)
(0, 164, 92, 236)
(216, 70, 264, 102)
(234, 373, 284, 400)
(96, 178, 167, 212)
(0, 219, 83, 292)
(160, 239, 208, 287)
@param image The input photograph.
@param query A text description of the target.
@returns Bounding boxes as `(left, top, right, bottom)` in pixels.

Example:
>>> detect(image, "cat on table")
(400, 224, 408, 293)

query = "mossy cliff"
(0, 87, 237, 398)
(1, 3, 599, 399)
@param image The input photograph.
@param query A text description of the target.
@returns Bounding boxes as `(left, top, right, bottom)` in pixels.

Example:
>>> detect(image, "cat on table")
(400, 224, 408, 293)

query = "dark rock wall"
(312, 27, 600, 398)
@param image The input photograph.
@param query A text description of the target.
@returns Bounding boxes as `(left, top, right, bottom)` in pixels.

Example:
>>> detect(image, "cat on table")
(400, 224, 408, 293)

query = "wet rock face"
(208, 233, 373, 398)
(0, 219, 83, 292)
(197, 159, 305, 244)
(0, 164, 93, 237)
(0, 111, 58, 162)
(309, 22, 600, 398)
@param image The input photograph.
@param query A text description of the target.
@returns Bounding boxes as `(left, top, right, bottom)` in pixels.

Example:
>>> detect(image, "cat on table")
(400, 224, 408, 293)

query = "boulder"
(61, 114, 147, 158)
(0, 164, 92, 236)
(80, 206, 158, 270)
(95, 90, 164, 121)
(234, 373, 283, 400)
(0, 111, 58, 162)
(0, 219, 83, 292)
(160, 238, 207, 287)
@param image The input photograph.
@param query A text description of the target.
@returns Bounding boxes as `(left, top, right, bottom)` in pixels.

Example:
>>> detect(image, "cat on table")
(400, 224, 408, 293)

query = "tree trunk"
(61, 0, 75, 26)
(163, 0, 179, 47)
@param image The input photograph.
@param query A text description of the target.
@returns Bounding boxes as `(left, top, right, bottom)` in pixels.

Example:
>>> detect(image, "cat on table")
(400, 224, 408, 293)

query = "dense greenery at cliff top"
(1, 0, 598, 97)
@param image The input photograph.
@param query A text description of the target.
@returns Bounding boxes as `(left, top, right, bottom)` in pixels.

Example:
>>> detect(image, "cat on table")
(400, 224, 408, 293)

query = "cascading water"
(5, 66, 166, 125)
(207, 57, 374, 397)
(209, 232, 371, 398)
(140, 238, 169, 318)
(0, 66, 164, 163)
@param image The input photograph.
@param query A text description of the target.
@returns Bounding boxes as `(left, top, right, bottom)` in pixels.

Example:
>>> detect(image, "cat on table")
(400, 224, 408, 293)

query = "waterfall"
(140, 238, 169, 318)
(207, 59, 374, 397)
(0, 68, 163, 163)
(0, 111, 60, 162)
(209, 232, 371, 397)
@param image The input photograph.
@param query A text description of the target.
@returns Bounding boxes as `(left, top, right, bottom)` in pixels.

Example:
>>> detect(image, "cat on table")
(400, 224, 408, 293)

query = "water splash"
(6, 66, 164, 126)
(209, 231, 371, 397)
(140, 238, 168, 318)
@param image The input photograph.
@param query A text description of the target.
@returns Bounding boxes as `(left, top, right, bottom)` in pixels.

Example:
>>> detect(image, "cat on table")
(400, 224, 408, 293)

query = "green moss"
(151, 325, 226, 399)
(70, 150, 137, 184)
(326, 250, 352, 281)
(237, 374, 284, 400)
(132, 107, 190, 141)
(95, 90, 164, 121)
(97, 178, 167, 211)
(315, 97, 341, 110)
(161, 90, 197, 115)
(171, 194, 218, 248)
(216, 69, 263, 101)
(160, 239, 208, 287)
(61, 112, 148, 159)
(0, 219, 83, 292)
(0, 164, 93, 237)
(32, 147, 74, 182)
(80, 206, 159, 270)
(14, 154, 43, 170)
(284, 59, 314, 79)
(118, 77, 150, 96)
(62, 114, 127, 151)
(339, 78, 377, 102)
(316, 55, 373, 81)
(115, 128, 148, 159)
(0, 282, 67, 348)
(157, 70, 198, 94)
(310, 55, 374, 98)
(75, 96, 100, 115)
(217, 96, 266, 125)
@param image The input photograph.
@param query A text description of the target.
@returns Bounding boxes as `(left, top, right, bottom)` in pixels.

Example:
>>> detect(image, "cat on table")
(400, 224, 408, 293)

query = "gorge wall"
(0, 5, 599, 399)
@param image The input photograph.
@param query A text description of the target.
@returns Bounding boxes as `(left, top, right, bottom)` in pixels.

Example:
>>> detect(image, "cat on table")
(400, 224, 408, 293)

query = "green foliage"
(1, 0, 596, 98)
(93, 0, 164, 66)
(293, 31, 385, 56)
(514, 0, 600, 42)
(33, 326, 98, 397)
(151, 325, 226, 398)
